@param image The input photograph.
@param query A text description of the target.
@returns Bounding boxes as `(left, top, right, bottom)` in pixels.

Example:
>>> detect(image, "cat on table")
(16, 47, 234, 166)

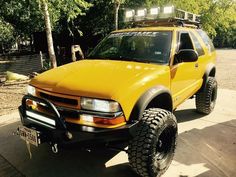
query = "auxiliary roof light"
(195, 15, 201, 23)
(146, 7, 160, 20)
(163, 6, 174, 14)
(150, 7, 159, 15)
(125, 10, 134, 18)
(134, 8, 147, 21)
(125, 9, 135, 22)
(137, 9, 147, 17)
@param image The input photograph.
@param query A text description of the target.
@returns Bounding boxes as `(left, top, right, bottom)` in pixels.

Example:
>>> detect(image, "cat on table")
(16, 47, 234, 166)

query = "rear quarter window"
(190, 31, 205, 56)
(196, 30, 215, 53)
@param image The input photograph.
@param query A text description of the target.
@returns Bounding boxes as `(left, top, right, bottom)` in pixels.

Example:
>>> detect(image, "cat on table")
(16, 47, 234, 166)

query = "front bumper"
(18, 95, 138, 146)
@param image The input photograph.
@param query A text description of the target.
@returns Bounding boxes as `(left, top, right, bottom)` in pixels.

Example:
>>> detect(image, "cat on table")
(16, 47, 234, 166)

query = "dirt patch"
(0, 83, 27, 116)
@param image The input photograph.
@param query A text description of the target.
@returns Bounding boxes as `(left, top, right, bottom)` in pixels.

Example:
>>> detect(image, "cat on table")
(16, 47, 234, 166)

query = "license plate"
(19, 126, 39, 146)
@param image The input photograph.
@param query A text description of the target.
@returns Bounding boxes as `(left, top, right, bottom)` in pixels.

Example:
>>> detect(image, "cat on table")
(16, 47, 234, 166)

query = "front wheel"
(128, 108, 178, 177)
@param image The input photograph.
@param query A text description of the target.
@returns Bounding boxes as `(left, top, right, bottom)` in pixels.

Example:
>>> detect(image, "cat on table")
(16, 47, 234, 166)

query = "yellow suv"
(17, 8, 217, 177)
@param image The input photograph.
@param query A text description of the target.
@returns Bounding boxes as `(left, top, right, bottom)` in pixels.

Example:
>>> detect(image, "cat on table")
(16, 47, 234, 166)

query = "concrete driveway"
(0, 88, 235, 177)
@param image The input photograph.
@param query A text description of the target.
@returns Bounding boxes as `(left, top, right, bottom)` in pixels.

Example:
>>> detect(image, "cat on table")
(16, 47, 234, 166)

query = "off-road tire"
(196, 77, 217, 114)
(128, 108, 178, 177)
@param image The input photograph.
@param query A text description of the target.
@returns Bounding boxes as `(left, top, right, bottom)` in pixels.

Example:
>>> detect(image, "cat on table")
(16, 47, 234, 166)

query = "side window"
(178, 32, 194, 51)
(196, 30, 215, 52)
(190, 32, 205, 56)
(174, 32, 194, 65)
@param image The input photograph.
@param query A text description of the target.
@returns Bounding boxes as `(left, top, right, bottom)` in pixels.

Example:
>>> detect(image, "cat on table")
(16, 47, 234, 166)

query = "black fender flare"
(129, 86, 172, 122)
(200, 63, 216, 92)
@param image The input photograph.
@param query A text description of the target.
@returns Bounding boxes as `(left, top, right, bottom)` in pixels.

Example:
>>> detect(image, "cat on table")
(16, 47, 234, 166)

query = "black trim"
(199, 64, 216, 92)
(129, 86, 172, 122)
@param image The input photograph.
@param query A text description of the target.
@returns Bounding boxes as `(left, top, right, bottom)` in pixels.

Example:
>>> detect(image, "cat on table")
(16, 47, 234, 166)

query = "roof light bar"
(124, 6, 201, 24)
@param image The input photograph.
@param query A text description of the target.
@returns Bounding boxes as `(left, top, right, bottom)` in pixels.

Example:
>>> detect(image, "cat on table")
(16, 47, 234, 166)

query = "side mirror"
(175, 49, 198, 62)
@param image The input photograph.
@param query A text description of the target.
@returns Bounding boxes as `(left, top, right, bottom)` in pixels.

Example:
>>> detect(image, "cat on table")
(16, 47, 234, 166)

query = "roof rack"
(132, 18, 201, 28)
(124, 6, 201, 28)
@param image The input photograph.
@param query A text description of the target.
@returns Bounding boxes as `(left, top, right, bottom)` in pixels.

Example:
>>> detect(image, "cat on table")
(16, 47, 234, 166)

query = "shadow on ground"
(0, 109, 235, 177)
(175, 108, 207, 123)
(172, 119, 236, 177)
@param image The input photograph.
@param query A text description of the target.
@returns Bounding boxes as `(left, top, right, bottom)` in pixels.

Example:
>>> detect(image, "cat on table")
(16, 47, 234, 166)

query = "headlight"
(27, 85, 36, 96)
(81, 97, 121, 113)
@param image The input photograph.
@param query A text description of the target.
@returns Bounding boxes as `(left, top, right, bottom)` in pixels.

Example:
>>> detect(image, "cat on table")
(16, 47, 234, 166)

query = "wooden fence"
(0, 54, 46, 76)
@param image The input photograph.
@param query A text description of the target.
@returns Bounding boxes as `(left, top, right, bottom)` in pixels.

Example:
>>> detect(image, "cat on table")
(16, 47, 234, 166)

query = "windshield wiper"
(87, 55, 154, 63)
(118, 56, 151, 63)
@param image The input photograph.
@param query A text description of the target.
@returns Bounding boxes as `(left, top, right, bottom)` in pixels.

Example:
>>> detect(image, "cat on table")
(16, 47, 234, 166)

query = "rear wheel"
(128, 108, 178, 177)
(196, 77, 217, 114)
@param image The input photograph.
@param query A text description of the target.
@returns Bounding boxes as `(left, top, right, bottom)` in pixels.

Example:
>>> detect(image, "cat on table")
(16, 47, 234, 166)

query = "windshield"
(88, 31, 172, 64)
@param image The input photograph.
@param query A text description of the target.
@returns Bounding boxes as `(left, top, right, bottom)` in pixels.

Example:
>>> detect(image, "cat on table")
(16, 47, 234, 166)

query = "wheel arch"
(129, 86, 173, 122)
(199, 64, 216, 92)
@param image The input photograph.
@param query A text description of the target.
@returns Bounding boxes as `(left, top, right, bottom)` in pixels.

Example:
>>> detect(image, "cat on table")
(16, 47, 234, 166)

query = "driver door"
(171, 31, 200, 107)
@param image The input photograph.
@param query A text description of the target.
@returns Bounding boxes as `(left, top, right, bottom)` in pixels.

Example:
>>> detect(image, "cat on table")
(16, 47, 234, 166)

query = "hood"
(31, 59, 169, 99)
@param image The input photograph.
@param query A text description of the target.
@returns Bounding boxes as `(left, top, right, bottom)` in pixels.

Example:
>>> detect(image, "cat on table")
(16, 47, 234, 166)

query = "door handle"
(195, 63, 199, 68)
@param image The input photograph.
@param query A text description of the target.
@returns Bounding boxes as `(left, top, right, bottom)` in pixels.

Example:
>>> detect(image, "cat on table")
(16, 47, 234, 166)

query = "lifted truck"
(17, 7, 217, 177)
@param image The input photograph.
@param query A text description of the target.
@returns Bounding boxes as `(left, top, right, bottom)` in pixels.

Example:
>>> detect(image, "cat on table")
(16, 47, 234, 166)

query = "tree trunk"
(114, 1, 120, 30)
(41, 0, 57, 68)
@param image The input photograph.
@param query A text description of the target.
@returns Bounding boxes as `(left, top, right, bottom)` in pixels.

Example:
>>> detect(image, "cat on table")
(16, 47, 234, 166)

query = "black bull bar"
(18, 95, 137, 149)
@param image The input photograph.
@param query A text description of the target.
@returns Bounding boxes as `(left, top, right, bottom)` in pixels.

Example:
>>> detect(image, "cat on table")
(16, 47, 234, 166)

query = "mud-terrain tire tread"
(128, 108, 178, 177)
(196, 77, 217, 114)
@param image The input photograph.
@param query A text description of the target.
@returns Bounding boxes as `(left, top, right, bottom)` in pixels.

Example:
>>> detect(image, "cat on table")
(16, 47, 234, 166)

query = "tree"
(40, 0, 57, 68)
(38, 0, 92, 68)
(78, 1, 114, 38)
(113, 0, 125, 30)
(0, 0, 46, 52)
(0, 0, 92, 67)
(0, 18, 14, 52)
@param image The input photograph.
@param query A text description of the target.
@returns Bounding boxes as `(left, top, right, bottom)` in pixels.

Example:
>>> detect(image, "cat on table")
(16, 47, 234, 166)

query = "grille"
(39, 92, 78, 106)
(58, 109, 79, 119)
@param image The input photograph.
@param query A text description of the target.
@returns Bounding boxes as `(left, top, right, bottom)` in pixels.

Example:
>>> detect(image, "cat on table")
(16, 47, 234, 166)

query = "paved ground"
(216, 49, 236, 90)
(0, 88, 235, 177)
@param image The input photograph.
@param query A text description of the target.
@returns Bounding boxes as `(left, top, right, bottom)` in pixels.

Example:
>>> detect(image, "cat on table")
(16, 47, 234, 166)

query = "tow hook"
(51, 143, 58, 154)
(65, 131, 73, 140)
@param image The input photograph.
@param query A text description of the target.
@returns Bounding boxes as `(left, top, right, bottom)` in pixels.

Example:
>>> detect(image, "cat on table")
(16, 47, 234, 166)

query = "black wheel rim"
(154, 126, 176, 170)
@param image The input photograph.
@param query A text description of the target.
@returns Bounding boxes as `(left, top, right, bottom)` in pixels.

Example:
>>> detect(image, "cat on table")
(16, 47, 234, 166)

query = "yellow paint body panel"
(30, 26, 216, 128)
(31, 60, 170, 121)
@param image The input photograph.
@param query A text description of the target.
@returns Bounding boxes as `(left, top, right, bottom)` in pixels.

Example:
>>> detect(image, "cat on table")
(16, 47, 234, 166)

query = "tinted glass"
(88, 31, 172, 64)
(178, 32, 194, 50)
(196, 30, 215, 52)
(190, 31, 205, 56)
